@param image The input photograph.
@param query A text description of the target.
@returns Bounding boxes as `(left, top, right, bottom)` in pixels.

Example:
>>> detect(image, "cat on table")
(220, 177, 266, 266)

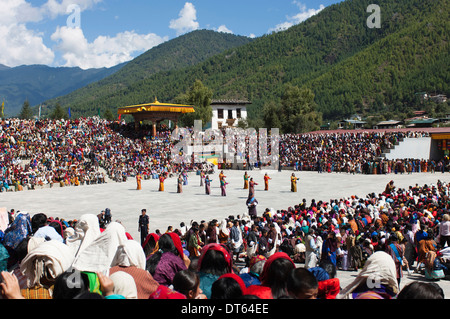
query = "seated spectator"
(196, 243, 233, 299)
(286, 268, 319, 299)
(172, 269, 206, 299)
(246, 252, 295, 299)
(211, 273, 247, 299)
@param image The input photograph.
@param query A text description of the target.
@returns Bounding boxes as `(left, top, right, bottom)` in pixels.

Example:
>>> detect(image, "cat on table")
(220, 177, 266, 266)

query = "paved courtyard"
(2, 169, 450, 297)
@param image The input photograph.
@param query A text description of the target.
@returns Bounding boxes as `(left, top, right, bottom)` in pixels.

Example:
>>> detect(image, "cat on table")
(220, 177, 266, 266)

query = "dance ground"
(3, 169, 450, 296)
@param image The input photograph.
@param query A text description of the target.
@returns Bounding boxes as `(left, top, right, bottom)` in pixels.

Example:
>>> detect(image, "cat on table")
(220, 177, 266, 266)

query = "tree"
(262, 100, 282, 132)
(279, 84, 322, 133)
(19, 100, 33, 119)
(237, 118, 249, 129)
(176, 80, 213, 128)
(103, 109, 115, 121)
(50, 103, 68, 120)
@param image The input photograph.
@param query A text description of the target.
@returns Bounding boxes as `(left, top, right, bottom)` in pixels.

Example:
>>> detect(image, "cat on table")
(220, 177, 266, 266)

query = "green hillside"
(43, 0, 449, 124)
(43, 30, 253, 118)
(304, 1, 449, 120)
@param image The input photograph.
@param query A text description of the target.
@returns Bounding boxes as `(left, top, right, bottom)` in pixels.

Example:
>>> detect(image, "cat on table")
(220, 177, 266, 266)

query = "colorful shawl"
(3, 213, 32, 250)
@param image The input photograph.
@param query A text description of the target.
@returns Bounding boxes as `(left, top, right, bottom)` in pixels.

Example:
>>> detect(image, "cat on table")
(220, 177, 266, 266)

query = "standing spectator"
(439, 214, 450, 248)
(385, 233, 404, 286)
(304, 228, 319, 269)
(230, 220, 243, 263)
(138, 209, 149, 245)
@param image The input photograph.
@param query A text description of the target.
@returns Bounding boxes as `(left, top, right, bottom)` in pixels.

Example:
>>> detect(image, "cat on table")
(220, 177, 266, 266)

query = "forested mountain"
(305, 0, 449, 120)
(41, 30, 253, 118)
(42, 0, 449, 124)
(0, 63, 124, 117)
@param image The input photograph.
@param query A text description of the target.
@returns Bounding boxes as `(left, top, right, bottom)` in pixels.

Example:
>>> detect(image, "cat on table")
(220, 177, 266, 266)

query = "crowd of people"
(280, 131, 449, 174)
(2, 118, 448, 195)
(2, 117, 450, 300)
(1, 176, 449, 300)
(0, 118, 202, 192)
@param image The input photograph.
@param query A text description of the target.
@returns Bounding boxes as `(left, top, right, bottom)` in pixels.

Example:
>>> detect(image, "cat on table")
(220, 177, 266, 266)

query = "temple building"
(210, 99, 251, 130)
(117, 98, 195, 135)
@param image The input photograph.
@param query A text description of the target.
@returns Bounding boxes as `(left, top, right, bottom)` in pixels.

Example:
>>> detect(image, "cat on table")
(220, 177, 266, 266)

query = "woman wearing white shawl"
(65, 214, 101, 257)
(110, 239, 146, 270)
(20, 240, 74, 292)
(109, 238, 159, 299)
(71, 222, 128, 273)
(336, 251, 399, 299)
(218, 219, 230, 244)
(110, 271, 138, 299)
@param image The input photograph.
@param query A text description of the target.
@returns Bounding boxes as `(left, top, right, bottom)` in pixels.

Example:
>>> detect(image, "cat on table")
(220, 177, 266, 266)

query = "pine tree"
(19, 100, 33, 119)
(50, 103, 68, 120)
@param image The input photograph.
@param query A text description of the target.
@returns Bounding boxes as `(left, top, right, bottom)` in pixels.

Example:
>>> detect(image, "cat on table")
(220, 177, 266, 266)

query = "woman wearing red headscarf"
(245, 252, 295, 299)
(146, 233, 189, 287)
(142, 233, 160, 259)
(197, 243, 233, 299)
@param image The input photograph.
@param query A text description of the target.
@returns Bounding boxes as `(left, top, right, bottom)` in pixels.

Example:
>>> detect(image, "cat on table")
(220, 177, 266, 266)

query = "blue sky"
(1, 0, 341, 69)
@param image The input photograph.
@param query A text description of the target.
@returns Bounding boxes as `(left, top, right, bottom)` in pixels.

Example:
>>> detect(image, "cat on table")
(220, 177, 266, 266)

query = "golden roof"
(118, 97, 195, 115)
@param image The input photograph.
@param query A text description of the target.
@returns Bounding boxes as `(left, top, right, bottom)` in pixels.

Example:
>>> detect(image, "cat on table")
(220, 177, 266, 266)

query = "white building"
(210, 99, 250, 130)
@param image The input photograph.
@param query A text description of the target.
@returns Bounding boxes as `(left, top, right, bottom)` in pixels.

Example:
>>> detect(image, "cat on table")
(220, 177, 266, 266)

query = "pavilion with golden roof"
(117, 98, 195, 135)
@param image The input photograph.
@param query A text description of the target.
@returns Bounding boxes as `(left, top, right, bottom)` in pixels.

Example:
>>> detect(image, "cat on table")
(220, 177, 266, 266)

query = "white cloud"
(2, 0, 44, 24)
(42, 0, 102, 19)
(216, 25, 233, 34)
(169, 2, 199, 36)
(269, 2, 325, 33)
(0, 23, 55, 67)
(0, 0, 169, 69)
(0, 0, 102, 67)
(51, 26, 168, 69)
(0, 0, 54, 66)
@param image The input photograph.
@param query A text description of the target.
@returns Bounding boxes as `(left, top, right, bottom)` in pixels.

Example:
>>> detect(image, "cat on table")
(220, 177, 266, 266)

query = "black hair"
(199, 249, 230, 277)
(53, 270, 90, 299)
(397, 282, 444, 299)
(146, 233, 179, 274)
(211, 277, 243, 299)
(188, 256, 200, 272)
(173, 269, 200, 297)
(262, 258, 295, 299)
(142, 235, 157, 258)
(31, 213, 47, 234)
(287, 268, 318, 297)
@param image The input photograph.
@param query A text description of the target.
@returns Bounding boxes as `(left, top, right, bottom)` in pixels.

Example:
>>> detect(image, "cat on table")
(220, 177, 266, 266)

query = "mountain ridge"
(39, 0, 450, 123)
(0, 63, 125, 117)
(41, 29, 253, 118)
